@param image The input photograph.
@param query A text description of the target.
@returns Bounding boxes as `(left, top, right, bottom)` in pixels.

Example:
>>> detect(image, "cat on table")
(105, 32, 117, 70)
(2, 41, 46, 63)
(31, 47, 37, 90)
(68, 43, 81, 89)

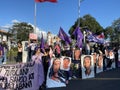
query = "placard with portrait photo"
(46, 58, 66, 88)
(118, 51, 120, 67)
(81, 55, 94, 79)
(96, 54, 103, 73)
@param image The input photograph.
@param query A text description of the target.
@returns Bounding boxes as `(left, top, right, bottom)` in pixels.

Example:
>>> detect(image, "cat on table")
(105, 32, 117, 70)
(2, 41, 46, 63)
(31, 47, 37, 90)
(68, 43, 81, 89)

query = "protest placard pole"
(34, 2, 37, 34)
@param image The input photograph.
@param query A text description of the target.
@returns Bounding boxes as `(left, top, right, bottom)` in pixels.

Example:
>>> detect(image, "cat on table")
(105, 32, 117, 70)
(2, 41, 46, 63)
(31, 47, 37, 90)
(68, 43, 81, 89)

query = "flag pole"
(34, 2, 37, 34)
(78, 0, 86, 44)
(78, 0, 81, 27)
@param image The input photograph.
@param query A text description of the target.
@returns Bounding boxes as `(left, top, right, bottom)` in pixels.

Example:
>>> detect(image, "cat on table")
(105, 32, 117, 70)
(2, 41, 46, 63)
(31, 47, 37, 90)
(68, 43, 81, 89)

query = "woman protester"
(31, 46, 44, 90)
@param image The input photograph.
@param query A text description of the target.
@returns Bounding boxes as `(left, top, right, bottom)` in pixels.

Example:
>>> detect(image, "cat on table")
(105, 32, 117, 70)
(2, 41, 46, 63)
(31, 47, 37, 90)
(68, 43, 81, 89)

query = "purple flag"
(58, 27, 65, 41)
(73, 27, 83, 39)
(58, 27, 71, 45)
(72, 27, 83, 48)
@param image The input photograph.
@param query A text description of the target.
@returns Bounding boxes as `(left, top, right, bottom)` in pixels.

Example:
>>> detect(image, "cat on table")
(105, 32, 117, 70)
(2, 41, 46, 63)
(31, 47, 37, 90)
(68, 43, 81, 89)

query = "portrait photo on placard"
(118, 47, 120, 67)
(81, 55, 94, 79)
(60, 56, 71, 71)
(96, 54, 103, 73)
(118, 53, 120, 67)
(46, 58, 66, 88)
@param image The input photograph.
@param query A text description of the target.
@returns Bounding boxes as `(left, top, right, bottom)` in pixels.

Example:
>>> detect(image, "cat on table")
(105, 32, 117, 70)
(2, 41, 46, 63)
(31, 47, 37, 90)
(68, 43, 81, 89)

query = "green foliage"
(81, 14, 103, 34)
(104, 26, 114, 39)
(104, 18, 120, 43)
(8, 22, 34, 41)
(69, 14, 104, 38)
(7, 47, 18, 64)
(111, 18, 120, 43)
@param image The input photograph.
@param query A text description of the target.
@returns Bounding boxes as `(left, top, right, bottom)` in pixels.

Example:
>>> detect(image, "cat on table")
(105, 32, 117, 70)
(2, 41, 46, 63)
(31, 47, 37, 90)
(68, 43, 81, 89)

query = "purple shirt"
(32, 53, 44, 86)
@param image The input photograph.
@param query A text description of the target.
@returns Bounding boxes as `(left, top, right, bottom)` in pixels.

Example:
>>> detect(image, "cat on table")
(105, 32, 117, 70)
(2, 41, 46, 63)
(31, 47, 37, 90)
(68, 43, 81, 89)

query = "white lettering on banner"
(0, 61, 40, 90)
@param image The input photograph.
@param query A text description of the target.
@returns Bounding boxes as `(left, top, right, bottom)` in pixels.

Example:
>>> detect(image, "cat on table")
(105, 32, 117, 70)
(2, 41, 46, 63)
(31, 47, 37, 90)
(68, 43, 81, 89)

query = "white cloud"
(11, 19, 20, 23)
(0, 24, 11, 31)
(1, 20, 56, 40)
(0, 19, 20, 31)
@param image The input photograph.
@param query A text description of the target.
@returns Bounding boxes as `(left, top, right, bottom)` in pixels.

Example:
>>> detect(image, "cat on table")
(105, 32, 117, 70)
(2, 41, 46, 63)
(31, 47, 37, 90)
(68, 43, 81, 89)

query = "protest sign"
(0, 61, 40, 90)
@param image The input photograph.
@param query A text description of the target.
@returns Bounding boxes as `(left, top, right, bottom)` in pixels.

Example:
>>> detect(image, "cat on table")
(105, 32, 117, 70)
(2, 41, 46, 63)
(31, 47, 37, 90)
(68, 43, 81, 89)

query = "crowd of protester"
(18, 38, 119, 90)
(0, 38, 120, 90)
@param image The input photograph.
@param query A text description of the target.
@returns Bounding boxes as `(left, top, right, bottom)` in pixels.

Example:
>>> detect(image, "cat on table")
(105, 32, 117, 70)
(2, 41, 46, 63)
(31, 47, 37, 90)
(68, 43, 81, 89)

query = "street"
(46, 68, 120, 90)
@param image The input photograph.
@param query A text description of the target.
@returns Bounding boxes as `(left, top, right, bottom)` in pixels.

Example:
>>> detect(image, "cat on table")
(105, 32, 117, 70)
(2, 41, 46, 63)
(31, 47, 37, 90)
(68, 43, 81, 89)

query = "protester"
(42, 48, 50, 86)
(85, 41, 91, 55)
(71, 48, 81, 78)
(31, 46, 44, 90)
(0, 43, 4, 64)
(54, 43, 61, 58)
(2, 39, 8, 64)
(93, 43, 99, 53)
(113, 46, 119, 68)
(118, 46, 120, 67)
(92, 53, 97, 74)
(28, 39, 37, 61)
(16, 41, 22, 63)
(42, 45, 54, 87)
(96, 54, 103, 73)
(106, 49, 115, 70)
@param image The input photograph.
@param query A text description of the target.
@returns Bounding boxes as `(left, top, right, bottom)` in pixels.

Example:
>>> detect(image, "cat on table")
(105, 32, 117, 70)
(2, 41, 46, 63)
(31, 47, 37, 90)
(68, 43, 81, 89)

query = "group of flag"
(35, 0, 105, 49)
(58, 27, 84, 48)
(40, 26, 105, 50)
(86, 30, 105, 44)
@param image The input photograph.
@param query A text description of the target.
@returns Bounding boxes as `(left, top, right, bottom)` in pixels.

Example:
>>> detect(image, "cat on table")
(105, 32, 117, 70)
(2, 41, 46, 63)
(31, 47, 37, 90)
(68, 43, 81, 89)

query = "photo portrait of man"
(81, 55, 94, 79)
(60, 57, 71, 71)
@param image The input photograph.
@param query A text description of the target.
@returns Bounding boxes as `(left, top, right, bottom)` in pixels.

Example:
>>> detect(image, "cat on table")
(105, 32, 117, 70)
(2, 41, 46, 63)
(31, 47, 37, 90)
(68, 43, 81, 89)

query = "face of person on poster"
(97, 54, 103, 69)
(74, 49, 81, 60)
(53, 58, 61, 73)
(49, 58, 61, 81)
(63, 57, 70, 70)
(83, 56, 92, 75)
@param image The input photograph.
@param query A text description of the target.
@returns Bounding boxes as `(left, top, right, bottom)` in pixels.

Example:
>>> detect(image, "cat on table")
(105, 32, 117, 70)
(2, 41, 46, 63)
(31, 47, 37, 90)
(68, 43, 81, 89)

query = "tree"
(9, 22, 34, 41)
(104, 26, 114, 39)
(69, 14, 104, 38)
(111, 18, 120, 44)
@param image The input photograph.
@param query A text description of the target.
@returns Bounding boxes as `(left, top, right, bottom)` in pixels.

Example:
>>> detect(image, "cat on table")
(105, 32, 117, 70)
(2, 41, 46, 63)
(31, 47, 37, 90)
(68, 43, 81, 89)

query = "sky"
(0, 0, 120, 35)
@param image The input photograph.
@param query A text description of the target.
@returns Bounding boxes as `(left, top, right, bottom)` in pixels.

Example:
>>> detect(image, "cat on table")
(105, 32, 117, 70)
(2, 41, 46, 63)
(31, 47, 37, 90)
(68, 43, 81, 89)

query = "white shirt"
(30, 43, 37, 51)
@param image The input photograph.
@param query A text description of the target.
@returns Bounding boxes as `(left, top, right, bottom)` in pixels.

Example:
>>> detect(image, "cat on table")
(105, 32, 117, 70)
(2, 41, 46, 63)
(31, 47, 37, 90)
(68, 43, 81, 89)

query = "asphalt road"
(46, 68, 120, 90)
